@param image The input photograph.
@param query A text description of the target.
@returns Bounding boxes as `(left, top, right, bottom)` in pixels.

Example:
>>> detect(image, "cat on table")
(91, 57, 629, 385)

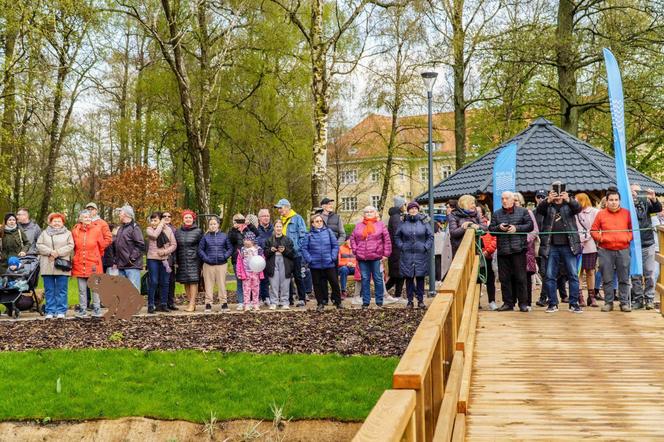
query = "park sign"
(603, 48, 643, 277)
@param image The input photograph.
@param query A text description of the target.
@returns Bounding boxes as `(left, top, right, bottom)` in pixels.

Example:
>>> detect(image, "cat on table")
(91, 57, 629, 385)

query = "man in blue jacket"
(275, 199, 308, 306)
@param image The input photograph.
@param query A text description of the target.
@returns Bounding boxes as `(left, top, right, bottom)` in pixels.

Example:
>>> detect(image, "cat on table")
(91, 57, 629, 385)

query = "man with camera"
(488, 191, 534, 312)
(630, 184, 662, 310)
(536, 181, 583, 313)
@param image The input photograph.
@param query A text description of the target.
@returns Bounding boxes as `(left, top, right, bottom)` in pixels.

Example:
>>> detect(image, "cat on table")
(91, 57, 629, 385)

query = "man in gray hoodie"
(17, 208, 41, 255)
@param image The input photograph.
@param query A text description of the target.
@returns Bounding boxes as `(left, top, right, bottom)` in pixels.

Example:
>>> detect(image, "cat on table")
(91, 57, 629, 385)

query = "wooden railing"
(354, 229, 480, 442)
(656, 226, 664, 318)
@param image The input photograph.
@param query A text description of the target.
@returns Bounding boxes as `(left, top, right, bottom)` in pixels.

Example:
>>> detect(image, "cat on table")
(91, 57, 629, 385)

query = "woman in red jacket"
(72, 210, 112, 317)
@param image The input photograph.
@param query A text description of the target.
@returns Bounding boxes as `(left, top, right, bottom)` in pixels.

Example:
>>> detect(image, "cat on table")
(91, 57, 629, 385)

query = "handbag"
(50, 234, 72, 271)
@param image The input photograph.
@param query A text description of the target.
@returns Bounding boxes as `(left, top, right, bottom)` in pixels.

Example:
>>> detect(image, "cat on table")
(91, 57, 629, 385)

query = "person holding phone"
(629, 184, 662, 310)
(488, 191, 534, 312)
(536, 181, 583, 313)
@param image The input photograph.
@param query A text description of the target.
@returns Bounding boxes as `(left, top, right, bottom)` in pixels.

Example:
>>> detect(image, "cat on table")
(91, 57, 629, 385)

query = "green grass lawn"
(0, 350, 396, 422)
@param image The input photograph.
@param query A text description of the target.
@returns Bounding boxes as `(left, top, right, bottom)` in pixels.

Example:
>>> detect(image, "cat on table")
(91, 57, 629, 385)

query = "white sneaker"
(281, 305, 290, 310)
(56, 314, 65, 319)
(263, 300, 270, 306)
(396, 297, 408, 305)
(351, 296, 363, 305)
(383, 295, 398, 305)
(489, 301, 498, 311)
(269, 304, 277, 310)
(236, 304, 244, 311)
(44, 314, 54, 319)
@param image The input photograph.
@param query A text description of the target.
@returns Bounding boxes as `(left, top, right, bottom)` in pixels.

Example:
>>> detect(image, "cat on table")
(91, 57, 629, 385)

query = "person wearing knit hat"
(175, 209, 203, 312)
(1, 213, 30, 274)
(386, 196, 408, 303)
(236, 229, 265, 311)
(407, 201, 420, 211)
(228, 213, 260, 310)
(395, 201, 434, 309)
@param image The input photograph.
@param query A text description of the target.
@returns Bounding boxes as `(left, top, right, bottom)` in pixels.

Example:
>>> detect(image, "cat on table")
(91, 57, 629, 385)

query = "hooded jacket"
(114, 221, 145, 270)
(301, 226, 339, 269)
(395, 213, 434, 278)
(175, 225, 203, 283)
(72, 222, 113, 277)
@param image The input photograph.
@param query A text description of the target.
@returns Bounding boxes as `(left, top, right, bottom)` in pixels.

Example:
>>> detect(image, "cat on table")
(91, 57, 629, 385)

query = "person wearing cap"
(175, 210, 203, 312)
(395, 202, 433, 309)
(198, 215, 233, 312)
(386, 196, 406, 301)
(274, 199, 308, 306)
(1, 213, 30, 274)
(36, 213, 74, 319)
(488, 191, 534, 312)
(85, 202, 113, 248)
(319, 198, 345, 245)
(228, 213, 260, 310)
(350, 205, 392, 308)
(114, 205, 145, 291)
(16, 208, 41, 255)
(72, 209, 113, 317)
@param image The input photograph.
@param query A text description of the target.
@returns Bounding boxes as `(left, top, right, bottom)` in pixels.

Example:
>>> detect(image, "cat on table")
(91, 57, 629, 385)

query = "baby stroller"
(0, 255, 42, 319)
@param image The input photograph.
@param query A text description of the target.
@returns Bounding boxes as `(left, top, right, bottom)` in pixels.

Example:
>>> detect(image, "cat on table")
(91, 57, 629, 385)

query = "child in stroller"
(1, 256, 42, 319)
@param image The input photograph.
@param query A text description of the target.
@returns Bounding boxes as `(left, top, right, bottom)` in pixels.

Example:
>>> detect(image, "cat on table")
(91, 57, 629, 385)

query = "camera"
(552, 182, 566, 195)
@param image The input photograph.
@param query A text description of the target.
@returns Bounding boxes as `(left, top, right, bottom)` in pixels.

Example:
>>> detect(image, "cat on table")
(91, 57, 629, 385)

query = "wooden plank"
(450, 414, 465, 442)
(353, 390, 416, 442)
(393, 323, 440, 389)
(439, 230, 474, 294)
(455, 261, 479, 352)
(432, 351, 464, 442)
(458, 285, 480, 414)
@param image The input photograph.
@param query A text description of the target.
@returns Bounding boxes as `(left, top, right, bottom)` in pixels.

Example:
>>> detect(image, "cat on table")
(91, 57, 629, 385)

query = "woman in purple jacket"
(350, 206, 392, 308)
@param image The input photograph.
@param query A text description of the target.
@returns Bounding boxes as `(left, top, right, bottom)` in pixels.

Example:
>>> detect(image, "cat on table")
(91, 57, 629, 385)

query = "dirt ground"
(0, 417, 361, 442)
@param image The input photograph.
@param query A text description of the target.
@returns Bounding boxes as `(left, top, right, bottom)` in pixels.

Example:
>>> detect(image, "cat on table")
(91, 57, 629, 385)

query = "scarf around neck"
(46, 226, 68, 236)
(362, 217, 377, 239)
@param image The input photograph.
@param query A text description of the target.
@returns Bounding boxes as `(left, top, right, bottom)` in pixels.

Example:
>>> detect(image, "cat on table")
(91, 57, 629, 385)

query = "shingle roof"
(417, 117, 664, 202)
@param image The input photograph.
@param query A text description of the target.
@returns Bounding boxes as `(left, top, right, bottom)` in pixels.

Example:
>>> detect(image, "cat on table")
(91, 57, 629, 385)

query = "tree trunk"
(556, 0, 578, 135)
(134, 33, 146, 166)
(310, 0, 328, 208)
(452, 0, 466, 169)
(38, 59, 68, 225)
(118, 23, 131, 170)
(1, 6, 18, 215)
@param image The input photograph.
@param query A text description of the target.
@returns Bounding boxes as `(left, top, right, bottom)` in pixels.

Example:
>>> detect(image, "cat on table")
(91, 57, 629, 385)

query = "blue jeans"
(359, 260, 385, 306)
(236, 278, 244, 304)
(147, 259, 170, 307)
(43, 275, 69, 315)
(545, 245, 580, 306)
(119, 268, 141, 292)
(338, 266, 355, 291)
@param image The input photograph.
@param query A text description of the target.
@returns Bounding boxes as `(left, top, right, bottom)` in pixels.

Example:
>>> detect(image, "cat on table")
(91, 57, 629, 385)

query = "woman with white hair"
(349, 206, 392, 308)
(447, 194, 487, 256)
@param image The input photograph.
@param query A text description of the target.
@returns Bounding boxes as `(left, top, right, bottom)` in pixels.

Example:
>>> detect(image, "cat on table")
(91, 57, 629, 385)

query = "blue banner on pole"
(603, 48, 643, 276)
(492, 142, 517, 213)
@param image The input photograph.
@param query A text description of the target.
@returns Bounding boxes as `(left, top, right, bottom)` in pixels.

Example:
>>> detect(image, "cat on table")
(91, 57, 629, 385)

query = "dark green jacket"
(1, 228, 29, 273)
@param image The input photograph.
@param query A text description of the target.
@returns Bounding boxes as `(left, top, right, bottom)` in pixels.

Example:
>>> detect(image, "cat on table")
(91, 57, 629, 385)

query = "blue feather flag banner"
(603, 48, 643, 276)
(492, 142, 517, 213)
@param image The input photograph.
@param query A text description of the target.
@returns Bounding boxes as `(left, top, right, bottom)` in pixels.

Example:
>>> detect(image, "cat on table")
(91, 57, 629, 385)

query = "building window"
(419, 167, 428, 181)
(371, 195, 381, 208)
(440, 164, 452, 179)
(400, 167, 407, 181)
(340, 169, 358, 184)
(341, 197, 357, 211)
(348, 146, 359, 155)
(406, 192, 412, 201)
(370, 169, 380, 183)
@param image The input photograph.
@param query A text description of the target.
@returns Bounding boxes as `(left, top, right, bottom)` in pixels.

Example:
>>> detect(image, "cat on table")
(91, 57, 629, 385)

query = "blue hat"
(244, 231, 257, 243)
(7, 256, 20, 267)
(274, 198, 291, 208)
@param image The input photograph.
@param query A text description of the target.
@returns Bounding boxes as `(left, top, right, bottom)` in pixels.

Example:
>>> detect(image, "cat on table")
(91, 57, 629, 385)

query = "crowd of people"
(1, 182, 662, 320)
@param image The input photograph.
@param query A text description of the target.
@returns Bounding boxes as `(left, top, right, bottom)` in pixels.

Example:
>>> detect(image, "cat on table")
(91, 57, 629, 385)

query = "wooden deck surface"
(466, 307, 664, 441)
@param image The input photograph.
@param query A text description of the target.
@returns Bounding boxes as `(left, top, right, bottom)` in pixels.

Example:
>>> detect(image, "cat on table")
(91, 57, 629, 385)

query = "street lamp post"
(421, 71, 438, 297)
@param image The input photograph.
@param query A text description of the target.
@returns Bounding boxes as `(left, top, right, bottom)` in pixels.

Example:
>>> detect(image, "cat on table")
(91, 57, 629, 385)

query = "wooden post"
(657, 227, 664, 317)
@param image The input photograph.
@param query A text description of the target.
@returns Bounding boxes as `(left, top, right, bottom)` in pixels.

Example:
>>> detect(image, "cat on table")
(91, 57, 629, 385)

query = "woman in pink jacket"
(350, 206, 392, 308)
(575, 193, 599, 307)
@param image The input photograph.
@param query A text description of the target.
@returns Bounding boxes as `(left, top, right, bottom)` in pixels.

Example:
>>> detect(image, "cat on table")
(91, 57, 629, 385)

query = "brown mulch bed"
(0, 309, 424, 357)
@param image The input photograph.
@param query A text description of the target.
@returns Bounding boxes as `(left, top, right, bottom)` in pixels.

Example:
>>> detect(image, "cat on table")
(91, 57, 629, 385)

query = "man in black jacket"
(319, 198, 345, 245)
(386, 196, 406, 299)
(536, 183, 583, 313)
(630, 185, 662, 309)
(488, 191, 534, 311)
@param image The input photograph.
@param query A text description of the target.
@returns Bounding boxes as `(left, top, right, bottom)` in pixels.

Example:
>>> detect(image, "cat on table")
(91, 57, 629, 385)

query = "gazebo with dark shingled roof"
(417, 117, 664, 205)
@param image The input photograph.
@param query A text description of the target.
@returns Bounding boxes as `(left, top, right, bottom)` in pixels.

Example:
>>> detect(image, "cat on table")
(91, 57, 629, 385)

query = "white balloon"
(249, 255, 266, 272)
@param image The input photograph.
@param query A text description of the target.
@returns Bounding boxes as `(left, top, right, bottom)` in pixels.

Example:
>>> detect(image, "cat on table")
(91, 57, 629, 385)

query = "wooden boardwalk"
(466, 307, 664, 441)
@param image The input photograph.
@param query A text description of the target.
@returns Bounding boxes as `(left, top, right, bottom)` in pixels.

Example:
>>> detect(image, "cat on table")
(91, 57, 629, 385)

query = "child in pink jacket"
(235, 232, 264, 311)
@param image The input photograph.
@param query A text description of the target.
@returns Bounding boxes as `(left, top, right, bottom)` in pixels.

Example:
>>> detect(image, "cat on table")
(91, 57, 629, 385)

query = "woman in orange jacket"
(338, 239, 356, 298)
(72, 209, 113, 317)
